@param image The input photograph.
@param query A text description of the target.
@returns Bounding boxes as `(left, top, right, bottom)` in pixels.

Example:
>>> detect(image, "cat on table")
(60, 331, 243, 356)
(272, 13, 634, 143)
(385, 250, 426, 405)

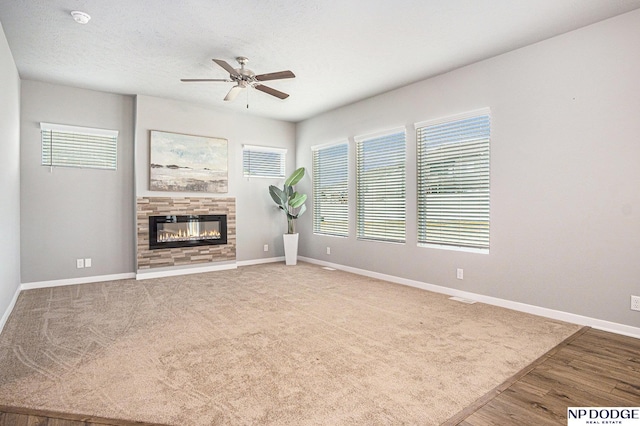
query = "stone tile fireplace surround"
(137, 197, 236, 270)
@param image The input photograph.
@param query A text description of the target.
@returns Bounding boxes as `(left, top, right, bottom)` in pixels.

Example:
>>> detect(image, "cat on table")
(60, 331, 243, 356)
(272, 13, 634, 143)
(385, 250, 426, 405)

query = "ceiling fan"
(181, 57, 295, 102)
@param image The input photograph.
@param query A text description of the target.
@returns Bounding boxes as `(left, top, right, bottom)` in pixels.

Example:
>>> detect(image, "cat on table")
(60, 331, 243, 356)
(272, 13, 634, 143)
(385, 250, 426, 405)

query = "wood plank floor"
(1, 327, 638, 426)
(451, 327, 640, 425)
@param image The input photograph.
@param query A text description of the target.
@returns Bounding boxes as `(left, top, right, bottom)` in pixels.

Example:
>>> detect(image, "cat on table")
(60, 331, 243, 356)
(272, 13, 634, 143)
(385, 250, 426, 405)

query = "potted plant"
(269, 167, 307, 265)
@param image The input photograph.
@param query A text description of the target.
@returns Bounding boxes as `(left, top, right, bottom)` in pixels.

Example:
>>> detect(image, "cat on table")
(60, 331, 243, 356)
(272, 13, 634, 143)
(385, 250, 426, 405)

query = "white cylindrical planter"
(283, 233, 299, 266)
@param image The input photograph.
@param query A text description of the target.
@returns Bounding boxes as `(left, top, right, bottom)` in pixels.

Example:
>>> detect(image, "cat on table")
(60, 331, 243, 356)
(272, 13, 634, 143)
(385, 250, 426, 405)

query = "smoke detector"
(71, 11, 91, 24)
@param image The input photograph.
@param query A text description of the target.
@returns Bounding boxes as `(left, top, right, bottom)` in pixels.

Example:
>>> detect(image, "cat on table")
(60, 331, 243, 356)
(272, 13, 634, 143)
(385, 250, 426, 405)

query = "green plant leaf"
(285, 185, 294, 198)
(284, 167, 305, 187)
(269, 185, 286, 209)
(289, 192, 307, 208)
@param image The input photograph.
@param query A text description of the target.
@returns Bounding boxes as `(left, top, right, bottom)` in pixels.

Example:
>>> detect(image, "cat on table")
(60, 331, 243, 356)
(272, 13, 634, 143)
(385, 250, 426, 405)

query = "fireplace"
(149, 215, 227, 250)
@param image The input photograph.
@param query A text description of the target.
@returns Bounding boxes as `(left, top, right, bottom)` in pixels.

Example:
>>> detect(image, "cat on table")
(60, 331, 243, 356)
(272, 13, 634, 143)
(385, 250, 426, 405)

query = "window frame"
(242, 144, 287, 178)
(354, 127, 407, 244)
(415, 108, 491, 253)
(311, 140, 350, 237)
(40, 122, 118, 170)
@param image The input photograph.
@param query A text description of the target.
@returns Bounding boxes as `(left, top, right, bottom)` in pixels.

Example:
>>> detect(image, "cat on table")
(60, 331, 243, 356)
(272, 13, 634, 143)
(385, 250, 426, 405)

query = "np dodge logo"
(568, 408, 640, 425)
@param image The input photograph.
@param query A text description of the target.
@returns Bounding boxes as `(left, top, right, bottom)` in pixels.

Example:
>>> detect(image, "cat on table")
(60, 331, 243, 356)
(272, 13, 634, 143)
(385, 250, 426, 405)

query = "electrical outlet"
(456, 268, 464, 280)
(326, 247, 331, 255)
(85, 258, 92, 268)
(631, 295, 640, 312)
(263, 244, 268, 252)
(76, 259, 84, 269)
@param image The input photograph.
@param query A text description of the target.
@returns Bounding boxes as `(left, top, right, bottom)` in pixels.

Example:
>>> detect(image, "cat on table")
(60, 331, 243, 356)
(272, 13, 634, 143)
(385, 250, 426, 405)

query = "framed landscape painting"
(150, 130, 228, 193)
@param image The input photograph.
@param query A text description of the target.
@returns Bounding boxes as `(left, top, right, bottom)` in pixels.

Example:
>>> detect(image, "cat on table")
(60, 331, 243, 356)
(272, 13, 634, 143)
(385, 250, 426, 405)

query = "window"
(242, 145, 286, 178)
(355, 128, 406, 243)
(41, 122, 118, 170)
(416, 109, 490, 251)
(312, 142, 349, 237)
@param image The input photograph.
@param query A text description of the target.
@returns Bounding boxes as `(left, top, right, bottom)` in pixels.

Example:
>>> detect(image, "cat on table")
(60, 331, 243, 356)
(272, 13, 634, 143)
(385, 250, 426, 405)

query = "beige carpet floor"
(0, 262, 581, 425)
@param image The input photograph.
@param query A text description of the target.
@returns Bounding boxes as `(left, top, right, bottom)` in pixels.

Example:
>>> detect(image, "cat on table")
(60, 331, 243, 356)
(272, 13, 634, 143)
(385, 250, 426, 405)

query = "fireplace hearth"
(149, 215, 227, 250)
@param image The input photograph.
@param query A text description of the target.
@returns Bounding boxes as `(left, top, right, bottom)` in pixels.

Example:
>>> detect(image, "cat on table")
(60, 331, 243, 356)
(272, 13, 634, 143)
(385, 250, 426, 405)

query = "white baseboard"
(8, 257, 638, 340)
(21, 272, 136, 291)
(135, 263, 237, 280)
(237, 256, 285, 267)
(0, 285, 21, 334)
(299, 256, 640, 339)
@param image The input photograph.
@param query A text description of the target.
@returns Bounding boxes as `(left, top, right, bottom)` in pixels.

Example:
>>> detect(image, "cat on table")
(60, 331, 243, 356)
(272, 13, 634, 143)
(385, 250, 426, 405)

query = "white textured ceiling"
(1, 0, 640, 122)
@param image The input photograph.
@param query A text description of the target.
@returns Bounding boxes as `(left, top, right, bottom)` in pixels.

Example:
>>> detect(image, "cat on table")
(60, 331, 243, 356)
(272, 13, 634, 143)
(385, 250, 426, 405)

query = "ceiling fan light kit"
(181, 56, 295, 102)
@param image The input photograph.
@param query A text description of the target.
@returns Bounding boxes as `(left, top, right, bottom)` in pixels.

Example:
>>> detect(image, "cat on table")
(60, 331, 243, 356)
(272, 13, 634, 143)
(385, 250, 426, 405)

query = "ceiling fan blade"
(254, 84, 289, 99)
(224, 85, 244, 101)
(213, 59, 240, 77)
(255, 70, 296, 82)
(181, 78, 232, 82)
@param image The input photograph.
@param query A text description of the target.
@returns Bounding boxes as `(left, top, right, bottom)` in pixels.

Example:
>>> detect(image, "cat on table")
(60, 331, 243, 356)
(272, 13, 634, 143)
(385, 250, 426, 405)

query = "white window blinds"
(312, 142, 349, 237)
(41, 122, 118, 170)
(416, 110, 490, 250)
(242, 145, 286, 178)
(355, 128, 406, 243)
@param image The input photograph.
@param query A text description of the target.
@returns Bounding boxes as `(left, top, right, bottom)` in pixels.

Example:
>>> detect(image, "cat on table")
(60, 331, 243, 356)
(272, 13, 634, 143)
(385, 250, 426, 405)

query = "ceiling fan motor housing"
(233, 57, 256, 83)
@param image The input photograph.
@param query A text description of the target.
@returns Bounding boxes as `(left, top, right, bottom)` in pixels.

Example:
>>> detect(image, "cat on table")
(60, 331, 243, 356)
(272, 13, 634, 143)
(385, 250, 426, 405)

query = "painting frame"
(149, 130, 228, 193)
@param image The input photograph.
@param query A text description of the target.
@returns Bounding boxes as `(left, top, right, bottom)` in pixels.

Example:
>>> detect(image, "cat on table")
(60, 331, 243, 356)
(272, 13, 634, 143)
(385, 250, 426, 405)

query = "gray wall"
(134, 95, 297, 263)
(296, 10, 640, 328)
(0, 22, 21, 318)
(20, 81, 135, 283)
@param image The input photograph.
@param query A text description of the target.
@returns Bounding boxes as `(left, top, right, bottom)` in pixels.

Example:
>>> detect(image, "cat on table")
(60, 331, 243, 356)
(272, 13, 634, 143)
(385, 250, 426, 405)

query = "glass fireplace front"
(149, 215, 227, 250)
